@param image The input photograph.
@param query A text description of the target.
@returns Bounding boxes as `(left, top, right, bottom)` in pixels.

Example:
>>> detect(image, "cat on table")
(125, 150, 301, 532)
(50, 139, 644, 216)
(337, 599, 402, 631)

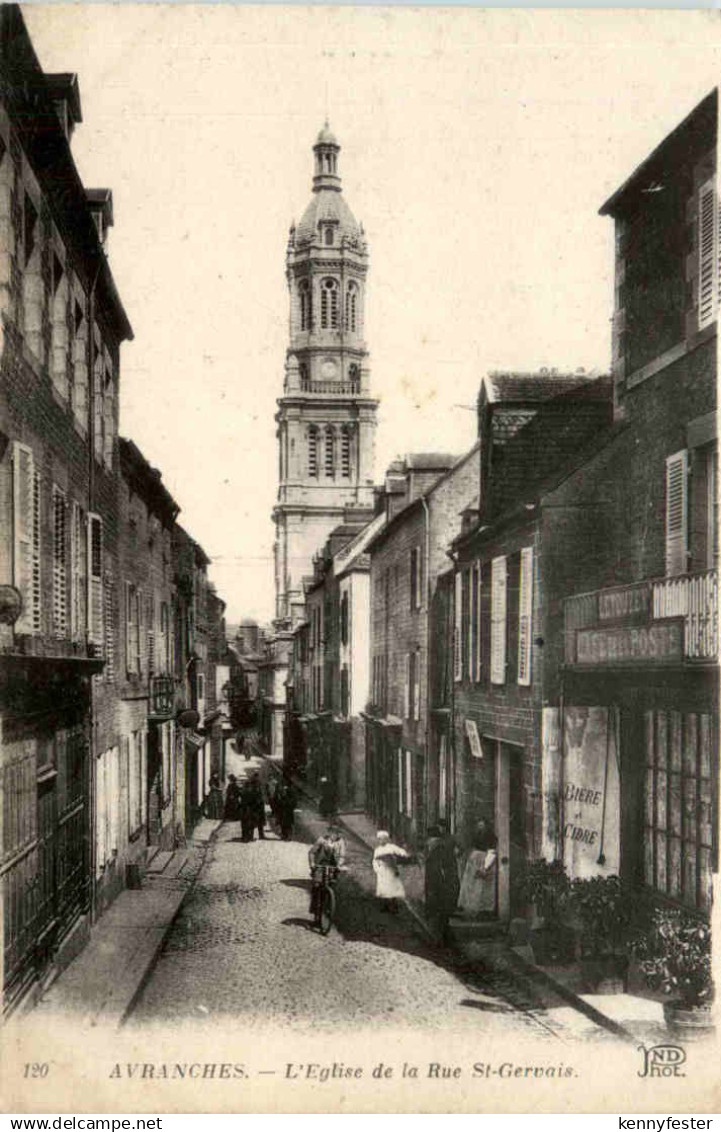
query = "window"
(468, 563, 479, 679)
(405, 749, 414, 817)
(345, 282, 358, 332)
(147, 593, 155, 677)
(12, 442, 41, 635)
(453, 571, 462, 682)
(298, 280, 311, 331)
(299, 361, 309, 388)
(320, 278, 339, 329)
(308, 426, 318, 477)
(22, 186, 44, 362)
(697, 179, 718, 331)
(340, 665, 349, 716)
(665, 450, 688, 577)
(340, 426, 351, 478)
(644, 710, 713, 910)
(410, 546, 422, 611)
(340, 591, 349, 645)
(87, 514, 103, 647)
(160, 602, 170, 674)
(490, 555, 507, 685)
(126, 582, 137, 675)
(72, 289, 89, 434)
(96, 746, 120, 874)
(50, 248, 69, 400)
(324, 427, 335, 477)
(70, 501, 87, 642)
(324, 226, 334, 246)
(349, 363, 360, 389)
(197, 671, 206, 703)
(52, 486, 68, 638)
(102, 354, 114, 471)
(518, 547, 534, 686)
(92, 326, 103, 464)
(161, 721, 173, 807)
(127, 729, 145, 836)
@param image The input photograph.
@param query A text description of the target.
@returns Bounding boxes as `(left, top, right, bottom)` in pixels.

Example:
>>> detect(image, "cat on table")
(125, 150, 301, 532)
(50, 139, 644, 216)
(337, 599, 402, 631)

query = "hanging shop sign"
(576, 621, 683, 666)
(465, 719, 483, 759)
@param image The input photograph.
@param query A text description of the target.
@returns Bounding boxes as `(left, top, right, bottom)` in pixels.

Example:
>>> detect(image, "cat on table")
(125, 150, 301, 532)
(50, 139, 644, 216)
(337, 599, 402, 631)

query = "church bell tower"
(273, 125, 378, 627)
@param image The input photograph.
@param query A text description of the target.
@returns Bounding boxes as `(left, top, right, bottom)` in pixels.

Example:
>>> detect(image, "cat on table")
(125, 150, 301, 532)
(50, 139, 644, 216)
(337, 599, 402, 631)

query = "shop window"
(644, 710, 713, 911)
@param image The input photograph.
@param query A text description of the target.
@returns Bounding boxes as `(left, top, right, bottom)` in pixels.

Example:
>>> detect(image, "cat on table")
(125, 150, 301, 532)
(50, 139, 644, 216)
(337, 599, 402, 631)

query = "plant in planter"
(630, 906, 713, 1032)
(518, 859, 573, 965)
(569, 875, 635, 993)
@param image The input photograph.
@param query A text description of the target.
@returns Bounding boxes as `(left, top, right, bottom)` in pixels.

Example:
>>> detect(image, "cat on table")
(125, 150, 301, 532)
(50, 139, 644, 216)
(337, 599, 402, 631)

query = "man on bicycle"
(308, 821, 346, 915)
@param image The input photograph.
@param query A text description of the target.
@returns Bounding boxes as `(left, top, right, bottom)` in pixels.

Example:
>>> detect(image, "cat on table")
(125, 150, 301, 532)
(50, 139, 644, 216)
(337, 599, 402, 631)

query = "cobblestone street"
(129, 748, 579, 1040)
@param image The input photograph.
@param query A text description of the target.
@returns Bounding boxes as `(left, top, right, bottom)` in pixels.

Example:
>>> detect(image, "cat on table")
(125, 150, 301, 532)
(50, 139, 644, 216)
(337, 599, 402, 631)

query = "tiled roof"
(482, 371, 600, 405)
(404, 452, 461, 470)
(487, 380, 613, 517)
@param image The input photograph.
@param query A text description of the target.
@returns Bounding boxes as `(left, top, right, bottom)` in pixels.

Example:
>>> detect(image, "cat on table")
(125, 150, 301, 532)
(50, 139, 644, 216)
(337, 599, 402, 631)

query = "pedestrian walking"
(458, 818, 498, 919)
(276, 777, 297, 841)
(372, 830, 411, 914)
(205, 772, 224, 820)
(424, 821, 460, 943)
(239, 779, 254, 842)
(223, 774, 241, 823)
(318, 776, 335, 820)
(247, 773, 266, 840)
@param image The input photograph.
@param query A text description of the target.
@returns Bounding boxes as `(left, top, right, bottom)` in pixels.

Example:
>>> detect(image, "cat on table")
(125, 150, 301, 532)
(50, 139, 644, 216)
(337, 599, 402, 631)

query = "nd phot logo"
(637, 1044, 686, 1078)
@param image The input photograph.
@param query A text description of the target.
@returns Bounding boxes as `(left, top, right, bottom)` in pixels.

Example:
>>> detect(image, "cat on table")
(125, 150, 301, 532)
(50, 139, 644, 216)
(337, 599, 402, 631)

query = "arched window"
(324, 427, 335, 477)
(308, 426, 318, 477)
(349, 364, 360, 390)
(299, 362, 309, 389)
(320, 278, 339, 330)
(298, 280, 311, 332)
(345, 282, 358, 332)
(324, 226, 334, 246)
(341, 426, 351, 478)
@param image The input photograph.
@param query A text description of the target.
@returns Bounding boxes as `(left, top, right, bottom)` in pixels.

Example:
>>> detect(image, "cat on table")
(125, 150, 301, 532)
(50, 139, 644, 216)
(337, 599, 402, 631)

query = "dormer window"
(324, 226, 334, 247)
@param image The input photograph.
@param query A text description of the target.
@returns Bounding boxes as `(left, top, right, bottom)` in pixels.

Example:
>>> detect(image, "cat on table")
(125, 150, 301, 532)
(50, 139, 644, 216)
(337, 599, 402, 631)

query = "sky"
(23, 5, 721, 624)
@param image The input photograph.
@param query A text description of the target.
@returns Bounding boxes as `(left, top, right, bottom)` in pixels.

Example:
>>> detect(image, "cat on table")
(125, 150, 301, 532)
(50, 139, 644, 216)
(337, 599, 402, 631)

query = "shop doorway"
(494, 741, 526, 921)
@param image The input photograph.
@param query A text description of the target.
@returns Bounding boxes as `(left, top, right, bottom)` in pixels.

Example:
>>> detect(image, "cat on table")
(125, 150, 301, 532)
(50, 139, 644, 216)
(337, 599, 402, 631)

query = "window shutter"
(103, 574, 115, 683)
(397, 748, 404, 814)
(405, 748, 413, 816)
(52, 486, 68, 638)
(453, 571, 462, 682)
(698, 179, 717, 330)
(12, 442, 35, 634)
(137, 589, 144, 675)
(70, 502, 86, 641)
(403, 653, 411, 718)
(475, 561, 483, 682)
(468, 566, 475, 678)
(147, 593, 155, 678)
(518, 546, 534, 686)
(87, 513, 103, 645)
(413, 650, 421, 721)
(490, 555, 507, 685)
(665, 450, 689, 577)
(410, 548, 417, 610)
(125, 583, 135, 673)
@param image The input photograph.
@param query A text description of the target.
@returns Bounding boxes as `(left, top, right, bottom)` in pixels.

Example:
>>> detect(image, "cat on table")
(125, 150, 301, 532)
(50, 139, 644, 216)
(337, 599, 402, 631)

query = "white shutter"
(518, 547, 534, 687)
(405, 748, 413, 816)
(490, 555, 507, 685)
(397, 748, 403, 813)
(140, 728, 148, 828)
(475, 561, 483, 682)
(453, 571, 462, 682)
(467, 567, 474, 678)
(87, 513, 103, 645)
(12, 442, 34, 634)
(109, 746, 120, 854)
(665, 450, 689, 577)
(698, 179, 717, 330)
(96, 751, 107, 873)
(413, 651, 421, 721)
(70, 502, 86, 641)
(125, 582, 135, 673)
(403, 652, 410, 718)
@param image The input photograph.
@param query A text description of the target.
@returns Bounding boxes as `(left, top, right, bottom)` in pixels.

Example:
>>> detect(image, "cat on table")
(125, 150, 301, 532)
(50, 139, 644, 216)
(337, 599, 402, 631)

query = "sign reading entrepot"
(576, 622, 683, 665)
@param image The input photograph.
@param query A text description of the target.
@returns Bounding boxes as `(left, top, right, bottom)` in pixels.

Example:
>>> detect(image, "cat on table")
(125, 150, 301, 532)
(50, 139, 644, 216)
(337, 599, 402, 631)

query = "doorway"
(494, 741, 526, 922)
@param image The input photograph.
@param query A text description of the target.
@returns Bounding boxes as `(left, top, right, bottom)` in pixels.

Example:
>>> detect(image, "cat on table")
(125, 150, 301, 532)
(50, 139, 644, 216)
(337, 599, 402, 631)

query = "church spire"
(313, 121, 341, 193)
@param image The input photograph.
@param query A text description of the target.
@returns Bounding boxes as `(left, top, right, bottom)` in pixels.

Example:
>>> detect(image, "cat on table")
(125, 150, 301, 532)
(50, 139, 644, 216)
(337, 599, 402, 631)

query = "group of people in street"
(223, 772, 267, 840)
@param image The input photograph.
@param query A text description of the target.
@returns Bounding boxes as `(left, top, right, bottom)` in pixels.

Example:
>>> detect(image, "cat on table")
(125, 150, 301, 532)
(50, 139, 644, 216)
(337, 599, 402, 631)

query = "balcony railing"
(300, 379, 360, 395)
(149, 674, 175, 717)
(652, 569, 718, 660)
(564, 570, 718, 663)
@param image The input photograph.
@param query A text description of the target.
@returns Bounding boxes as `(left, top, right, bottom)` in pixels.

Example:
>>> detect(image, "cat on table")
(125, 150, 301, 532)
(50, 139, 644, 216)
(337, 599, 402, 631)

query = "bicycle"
(311, 864, 344, 935)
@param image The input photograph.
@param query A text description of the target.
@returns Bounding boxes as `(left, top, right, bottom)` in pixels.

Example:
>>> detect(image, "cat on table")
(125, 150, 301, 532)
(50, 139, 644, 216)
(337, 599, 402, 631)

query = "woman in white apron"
(372, 831, 410, 914)
(458, 819, 498, 918)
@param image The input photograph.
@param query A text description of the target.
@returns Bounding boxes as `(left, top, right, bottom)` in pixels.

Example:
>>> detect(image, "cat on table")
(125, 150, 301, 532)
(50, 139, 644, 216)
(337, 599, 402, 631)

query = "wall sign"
(576, 621, 683, 666)
(465, 718, 483, 759)
(598, 582, 650, 622)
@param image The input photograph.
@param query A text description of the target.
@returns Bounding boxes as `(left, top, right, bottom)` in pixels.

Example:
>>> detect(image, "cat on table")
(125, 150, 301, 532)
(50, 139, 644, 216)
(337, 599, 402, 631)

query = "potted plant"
(518, 859, 574, 965)
(630, 906, 713, 1032)
(569, 875, 634, 993)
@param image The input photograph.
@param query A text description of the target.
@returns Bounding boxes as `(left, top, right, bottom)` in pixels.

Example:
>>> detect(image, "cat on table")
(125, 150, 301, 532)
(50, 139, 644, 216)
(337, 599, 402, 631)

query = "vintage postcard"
(0, 2, 720, 1115)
